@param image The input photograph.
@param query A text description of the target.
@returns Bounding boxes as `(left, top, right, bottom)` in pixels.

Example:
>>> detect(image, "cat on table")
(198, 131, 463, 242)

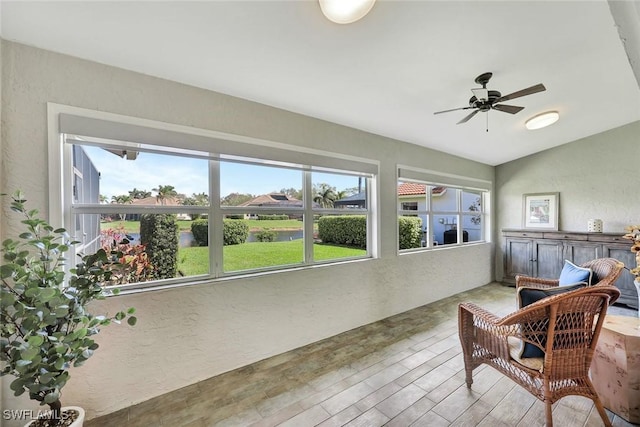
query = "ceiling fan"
(434, 72, 546, 126)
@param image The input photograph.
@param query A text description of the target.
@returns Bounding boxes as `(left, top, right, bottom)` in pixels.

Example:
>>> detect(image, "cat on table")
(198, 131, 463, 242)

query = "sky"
(82, 145, 362, 201)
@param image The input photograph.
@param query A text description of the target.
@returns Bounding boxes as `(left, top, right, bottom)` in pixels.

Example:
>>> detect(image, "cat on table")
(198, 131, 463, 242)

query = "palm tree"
(192, 192, 209, 206)
(111, 194, 133, 204)
(152, 185, 178, 205)
(111, 194, 133, 220)
(313, 183, 337, 208)
(128, 188, 151, 199)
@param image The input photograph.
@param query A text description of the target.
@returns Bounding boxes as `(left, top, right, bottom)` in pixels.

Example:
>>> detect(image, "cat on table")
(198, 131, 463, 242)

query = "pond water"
(126, 229, 303, 247)
(246, 229, 303, 243)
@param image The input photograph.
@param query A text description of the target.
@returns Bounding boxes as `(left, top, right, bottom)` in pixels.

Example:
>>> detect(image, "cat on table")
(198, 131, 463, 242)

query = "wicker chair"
(458, 285, 620, 427)
(515, 257, 624, 290)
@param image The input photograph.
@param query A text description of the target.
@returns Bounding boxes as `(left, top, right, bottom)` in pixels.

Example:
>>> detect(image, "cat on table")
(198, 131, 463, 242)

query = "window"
(53, 107, 376, 291)
(397, 167, 490, 251)
(401, 202, 418, 211)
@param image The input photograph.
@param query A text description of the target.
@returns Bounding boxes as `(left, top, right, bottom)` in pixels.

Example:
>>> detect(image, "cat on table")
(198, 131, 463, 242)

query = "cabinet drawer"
(587, 234, 626, 244)
(503, 231, 543, 238)
(543, 232, 588, 241)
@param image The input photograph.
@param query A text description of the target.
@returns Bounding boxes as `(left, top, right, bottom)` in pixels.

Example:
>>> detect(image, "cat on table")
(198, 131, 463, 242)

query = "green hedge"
(224, 219, 249, 245)
(257, 214, 289, 220)
(190, 219, 249, 246)
(398, 216, 422, 249)
(254, 228, 277, 242)
(191, 219, 208, 246)
(318, 216, 366, 249)
(140, 213, 178, 279)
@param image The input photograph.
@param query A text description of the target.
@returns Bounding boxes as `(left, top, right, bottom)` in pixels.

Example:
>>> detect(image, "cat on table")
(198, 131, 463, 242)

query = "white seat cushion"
(508, 336, 544, 372)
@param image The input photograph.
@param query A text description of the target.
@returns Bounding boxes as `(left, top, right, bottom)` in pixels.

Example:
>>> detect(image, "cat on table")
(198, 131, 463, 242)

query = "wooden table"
(590, 315, 640, 424)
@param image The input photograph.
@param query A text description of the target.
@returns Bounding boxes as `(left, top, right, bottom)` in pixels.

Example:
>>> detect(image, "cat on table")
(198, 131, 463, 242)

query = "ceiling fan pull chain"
(486, 112, 489, 132)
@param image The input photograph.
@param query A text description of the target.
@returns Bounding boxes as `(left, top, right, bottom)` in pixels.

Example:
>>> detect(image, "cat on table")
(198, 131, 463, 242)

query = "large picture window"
(397, 167, 490, 251)
(53, 107, 375, 291)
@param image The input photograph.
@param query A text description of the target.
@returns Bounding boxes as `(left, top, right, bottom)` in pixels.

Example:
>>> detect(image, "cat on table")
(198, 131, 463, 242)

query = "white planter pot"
(26, 406, 85, 427)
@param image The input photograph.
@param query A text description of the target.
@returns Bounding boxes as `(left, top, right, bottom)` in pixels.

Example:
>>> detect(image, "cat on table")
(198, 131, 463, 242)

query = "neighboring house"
(127, 196, 191, 220)
(334, 191, 366, 208)
(239, 193, 304, 218)
(240, 193, 303, 208)
(131, 195, 184, 206)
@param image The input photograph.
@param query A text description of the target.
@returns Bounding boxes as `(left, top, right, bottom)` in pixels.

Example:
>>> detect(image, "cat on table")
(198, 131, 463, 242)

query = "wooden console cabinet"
(502, 229, 638, 308)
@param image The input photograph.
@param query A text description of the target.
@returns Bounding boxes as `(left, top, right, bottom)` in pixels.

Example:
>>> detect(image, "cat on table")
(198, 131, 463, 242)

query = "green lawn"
(244, 219, 304, 231)
(177, 240, 366, 275)
(102, 219, 304, 233)
(102, 220, 194, 233)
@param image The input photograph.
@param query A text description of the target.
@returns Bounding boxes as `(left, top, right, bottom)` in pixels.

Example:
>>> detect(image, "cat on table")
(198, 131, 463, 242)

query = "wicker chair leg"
(464, 366, 473, 388)
(544, 401, 553, 427)
(592, 396, 613, 427)
(458, 305, 475, 388)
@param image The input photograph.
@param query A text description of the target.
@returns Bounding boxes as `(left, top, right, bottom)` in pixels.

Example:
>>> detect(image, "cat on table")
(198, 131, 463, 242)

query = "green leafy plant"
(317, 216, 367, 248)
(256, 214, 289, 221)
(0, 191, 136, 426)
(254, 228, 277, 242)
(190, 219, 250, 246)
(190, 219, 208, 246)
(140, 213, 178, 279)
(223, 219, 250, 245)
(100, 227, 154, 285)
(398, 216, 422, 249)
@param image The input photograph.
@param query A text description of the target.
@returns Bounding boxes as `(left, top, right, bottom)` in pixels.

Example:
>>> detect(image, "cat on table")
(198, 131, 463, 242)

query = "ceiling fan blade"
(457, 109, 480, 124)
(492, 104, 524, 114)
(434, 106, 473, 115)
(494, 83, 546, 103)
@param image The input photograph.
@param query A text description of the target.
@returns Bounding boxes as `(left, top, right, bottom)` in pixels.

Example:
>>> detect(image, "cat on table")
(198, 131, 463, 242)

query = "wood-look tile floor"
(86, 282, 637, 427)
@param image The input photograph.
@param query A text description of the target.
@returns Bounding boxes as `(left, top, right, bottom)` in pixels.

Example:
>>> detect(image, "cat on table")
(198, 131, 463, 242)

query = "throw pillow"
(516, 283, 587, 358)
(558, 260, 592, 286)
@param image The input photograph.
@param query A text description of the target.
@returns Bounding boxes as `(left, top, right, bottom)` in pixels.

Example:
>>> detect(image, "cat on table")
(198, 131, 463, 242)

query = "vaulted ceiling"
(2, 1, 639, 165)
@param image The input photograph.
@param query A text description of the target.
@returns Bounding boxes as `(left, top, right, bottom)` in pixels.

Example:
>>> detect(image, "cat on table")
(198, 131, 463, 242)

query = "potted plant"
(1, 191, 137, 426)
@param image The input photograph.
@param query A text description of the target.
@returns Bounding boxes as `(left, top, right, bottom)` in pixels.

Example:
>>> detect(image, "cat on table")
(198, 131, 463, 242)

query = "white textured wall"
(495, 120, 640, 280)
(0, 41, 494, 423)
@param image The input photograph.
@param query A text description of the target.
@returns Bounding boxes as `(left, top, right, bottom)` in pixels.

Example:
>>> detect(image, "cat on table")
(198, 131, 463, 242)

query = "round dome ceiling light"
(319, 0, 376, 24)
(525, 111, 560, 130)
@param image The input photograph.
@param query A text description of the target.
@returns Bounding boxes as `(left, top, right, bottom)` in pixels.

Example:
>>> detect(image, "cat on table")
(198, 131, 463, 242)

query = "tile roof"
(129, 196, 183, 206)
(239, 193, 302, 207)
(397, 183, 446, 196)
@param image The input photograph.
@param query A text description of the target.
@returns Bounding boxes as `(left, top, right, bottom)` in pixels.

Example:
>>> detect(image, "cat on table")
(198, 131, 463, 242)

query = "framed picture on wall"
(522, 192, 559, 230)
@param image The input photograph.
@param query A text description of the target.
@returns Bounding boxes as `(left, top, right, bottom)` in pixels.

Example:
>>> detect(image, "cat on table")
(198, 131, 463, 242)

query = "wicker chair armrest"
(459, 303, 516, 334)
(459, 302, 501, 323)
(515, 275, 559, 289)
(459, 303, 515, 361)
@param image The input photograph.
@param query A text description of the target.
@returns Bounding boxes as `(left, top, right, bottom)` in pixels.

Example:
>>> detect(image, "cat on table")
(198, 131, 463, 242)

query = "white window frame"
(397, 165, 491, 253)
(48, 103, 379, 292)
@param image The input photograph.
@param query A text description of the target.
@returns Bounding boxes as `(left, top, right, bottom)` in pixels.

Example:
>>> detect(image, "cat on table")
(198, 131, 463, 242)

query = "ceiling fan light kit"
(525, 111, 560, 130)
(319, 0, 376, 24)
(434, 72, 547, 129)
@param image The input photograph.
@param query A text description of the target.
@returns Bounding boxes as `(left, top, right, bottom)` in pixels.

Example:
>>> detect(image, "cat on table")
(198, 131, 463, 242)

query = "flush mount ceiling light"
(525, 111, 560, 130)
(319, 0, 376, 24)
